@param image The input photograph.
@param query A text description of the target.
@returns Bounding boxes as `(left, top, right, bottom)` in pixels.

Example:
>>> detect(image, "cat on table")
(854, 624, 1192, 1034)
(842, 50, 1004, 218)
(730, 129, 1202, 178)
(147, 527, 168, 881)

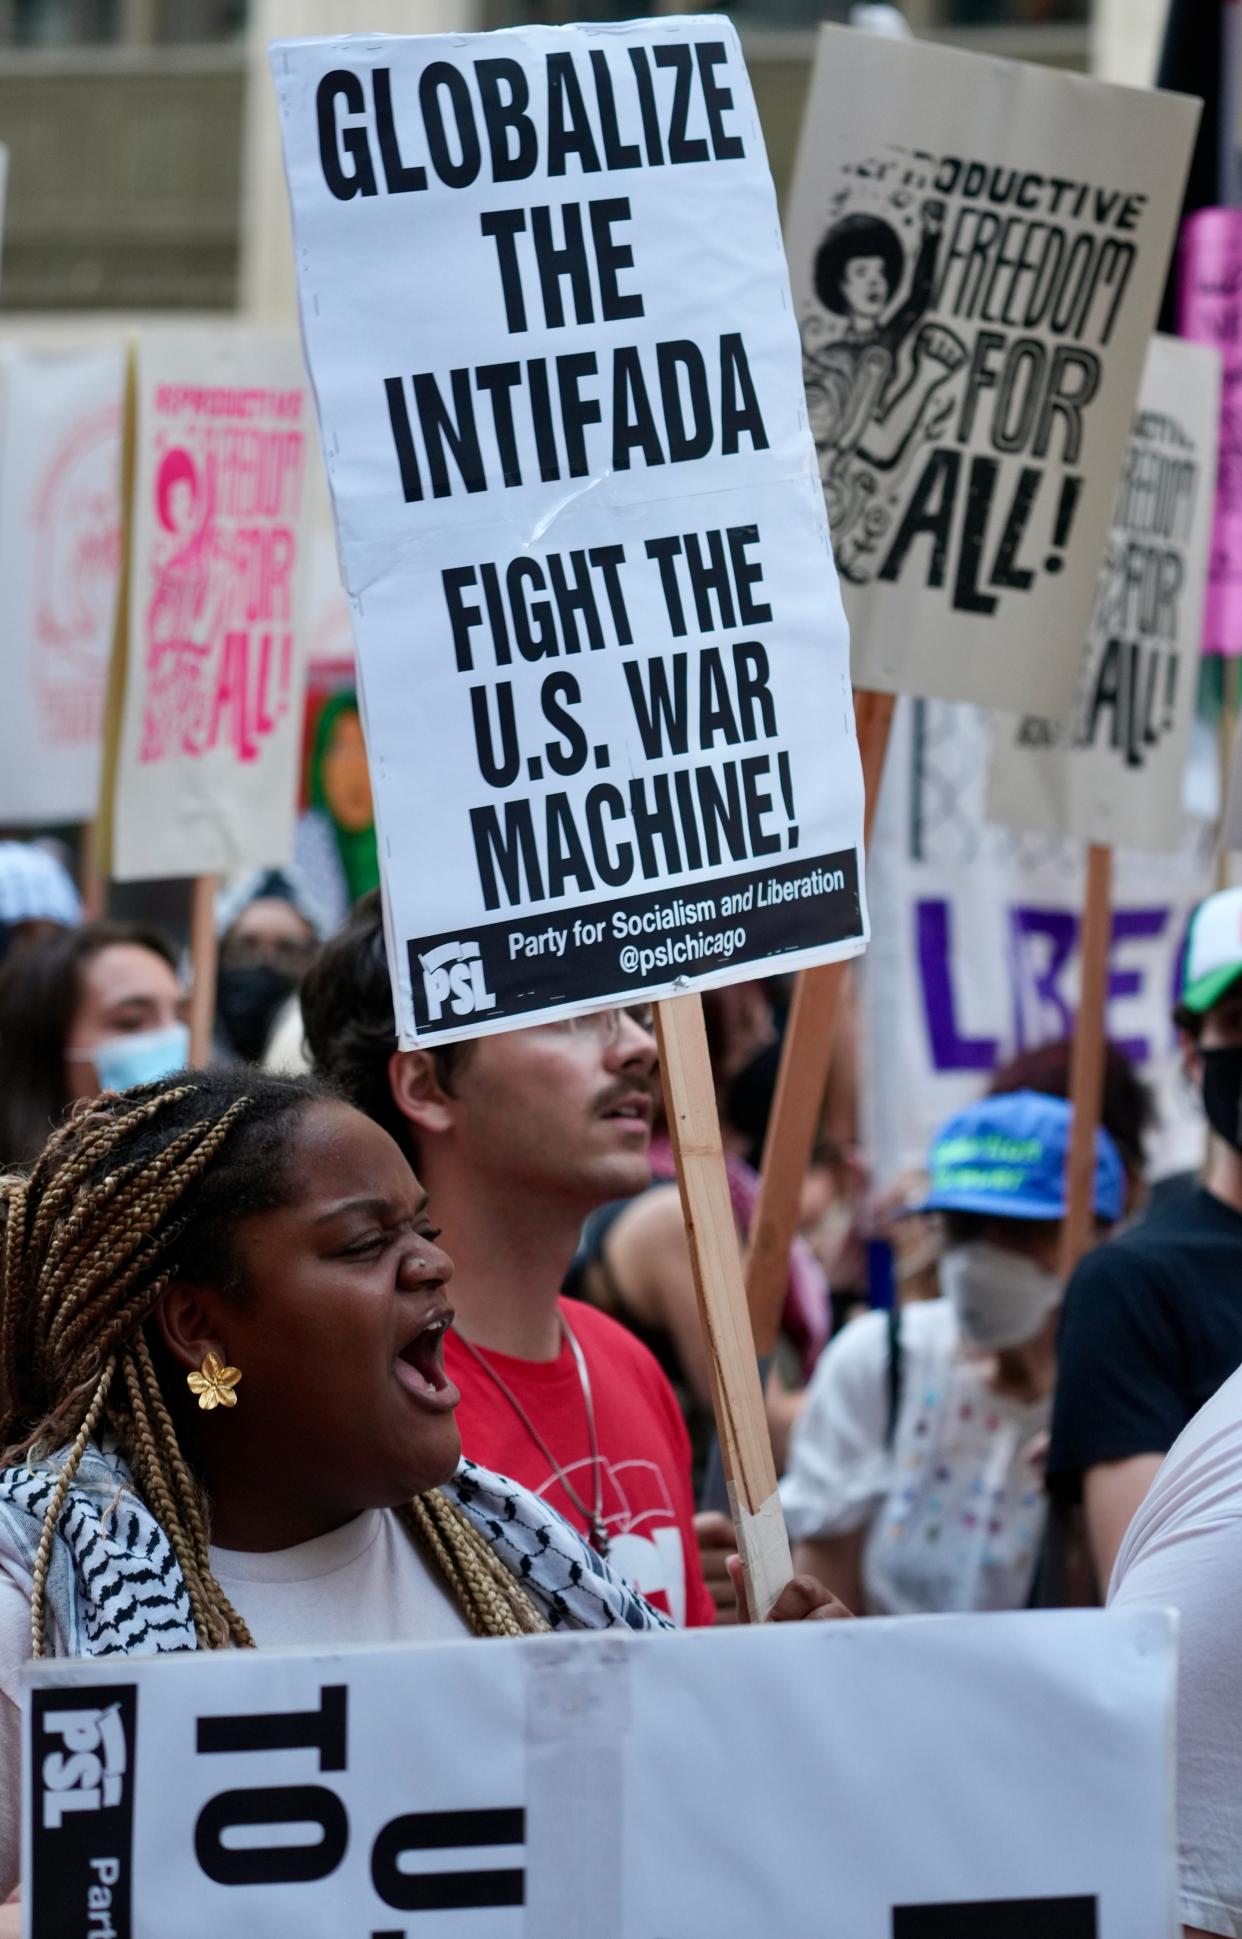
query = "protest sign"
(0, 346, 123, 823)
(864, 697, 1213, 1193)
(272, 20, 867, 1050)
(24, 1609, 1176, 1938)
(784, 27, 1198, 714)
(100, 331, 313, 882)
(1180, 208, 1242, 656)
(987, 336, 1219, 851)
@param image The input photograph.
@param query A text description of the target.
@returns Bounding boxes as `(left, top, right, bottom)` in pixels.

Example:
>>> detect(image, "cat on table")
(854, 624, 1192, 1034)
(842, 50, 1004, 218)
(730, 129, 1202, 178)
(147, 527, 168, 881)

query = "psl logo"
(39, 1703, 129, 1830)
(419, 940, 497, 1023)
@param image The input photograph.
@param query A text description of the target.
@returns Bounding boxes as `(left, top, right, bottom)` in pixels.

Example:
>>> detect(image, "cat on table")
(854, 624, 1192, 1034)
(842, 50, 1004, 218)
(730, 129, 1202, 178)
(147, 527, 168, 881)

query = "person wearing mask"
(213, 868, 325, 1065)
(301, 892, 716, 1627)
(1108, 1362, 1242, 1938)
(1048, 885, 1242, 1590)
(0, 1068, 847, 1908)
(0, 920, 186, 1166)
(781, 1092, 1123, 1616)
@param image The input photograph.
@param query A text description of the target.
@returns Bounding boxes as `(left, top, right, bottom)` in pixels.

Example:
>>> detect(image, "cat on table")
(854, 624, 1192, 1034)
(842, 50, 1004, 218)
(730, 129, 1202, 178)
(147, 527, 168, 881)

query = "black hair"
(987, 1038, 1154, 1181)
(121, 1066, 335, 1293)
(0, 920, 180, 1168)
(940, 1211, 1063, 1251)
(813, 213, 905, 316)
(299, 890, 469, 1163)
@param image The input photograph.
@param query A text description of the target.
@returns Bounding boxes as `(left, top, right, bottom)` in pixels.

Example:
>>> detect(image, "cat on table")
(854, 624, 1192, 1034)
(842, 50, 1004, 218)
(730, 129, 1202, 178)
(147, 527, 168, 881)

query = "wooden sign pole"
(656, 993, 792, 1621)
(1218, 658, 1240, 891)
(1060, 842, 1113, 1276)
(187, 874, 220, 1070)
(80, 822, 106, 923)
(745, 686, 896, 1356)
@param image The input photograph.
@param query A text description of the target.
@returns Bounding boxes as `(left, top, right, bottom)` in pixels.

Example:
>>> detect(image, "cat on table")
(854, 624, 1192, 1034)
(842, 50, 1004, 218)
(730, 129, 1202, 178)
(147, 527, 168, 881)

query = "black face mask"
(216, 964, 297, 1063)
(1201, 1045, 1242, 1154)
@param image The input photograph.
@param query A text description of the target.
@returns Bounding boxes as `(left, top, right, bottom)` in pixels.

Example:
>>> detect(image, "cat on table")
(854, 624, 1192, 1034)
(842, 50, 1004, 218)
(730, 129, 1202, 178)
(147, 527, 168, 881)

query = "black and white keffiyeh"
(0, 1446, 672, 1660)
(446, 1458, 672, 1632)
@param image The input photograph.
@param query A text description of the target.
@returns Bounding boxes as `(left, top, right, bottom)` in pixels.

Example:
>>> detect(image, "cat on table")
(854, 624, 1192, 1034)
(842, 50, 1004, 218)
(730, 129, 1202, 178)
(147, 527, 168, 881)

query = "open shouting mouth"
(394, 1308, 459, 1413)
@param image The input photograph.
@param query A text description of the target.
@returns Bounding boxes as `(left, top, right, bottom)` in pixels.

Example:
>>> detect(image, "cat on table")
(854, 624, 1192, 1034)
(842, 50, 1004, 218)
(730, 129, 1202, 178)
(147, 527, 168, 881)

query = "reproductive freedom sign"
(273, 19, 867, 1045)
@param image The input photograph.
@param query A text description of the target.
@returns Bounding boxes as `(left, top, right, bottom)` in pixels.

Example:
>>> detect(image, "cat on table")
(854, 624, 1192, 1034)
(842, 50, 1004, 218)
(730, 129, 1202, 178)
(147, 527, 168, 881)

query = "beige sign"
(102, 331, 313, 880)
(784, 26, 1199, 715)
(988, 335, 1219, 853)
(0, 346, 123, 823)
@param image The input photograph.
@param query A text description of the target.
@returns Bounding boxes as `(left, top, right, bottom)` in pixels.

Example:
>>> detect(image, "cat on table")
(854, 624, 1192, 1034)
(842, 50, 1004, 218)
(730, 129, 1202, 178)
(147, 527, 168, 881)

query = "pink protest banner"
(101, 332, 313, 880)
(1179, 208, 1242, 656)
(0, 345, 123, 823)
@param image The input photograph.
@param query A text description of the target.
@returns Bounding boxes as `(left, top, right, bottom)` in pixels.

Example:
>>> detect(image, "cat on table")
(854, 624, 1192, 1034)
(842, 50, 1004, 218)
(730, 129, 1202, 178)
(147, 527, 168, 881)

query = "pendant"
(589, 1516, 611, 1558)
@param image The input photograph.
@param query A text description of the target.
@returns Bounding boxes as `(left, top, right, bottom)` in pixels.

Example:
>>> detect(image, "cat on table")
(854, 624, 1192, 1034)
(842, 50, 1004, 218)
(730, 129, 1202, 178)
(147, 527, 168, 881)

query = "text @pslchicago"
(408, 850, 862, 1035)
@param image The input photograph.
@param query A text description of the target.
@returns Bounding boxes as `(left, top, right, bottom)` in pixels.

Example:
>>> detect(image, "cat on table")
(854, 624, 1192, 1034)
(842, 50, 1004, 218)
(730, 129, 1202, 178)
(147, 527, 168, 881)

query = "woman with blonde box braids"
(0, 1066, 844, 1905)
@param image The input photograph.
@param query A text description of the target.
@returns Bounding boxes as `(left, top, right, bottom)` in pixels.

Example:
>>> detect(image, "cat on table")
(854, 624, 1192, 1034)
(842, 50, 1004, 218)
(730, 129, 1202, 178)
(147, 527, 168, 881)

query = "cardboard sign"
(864, 697, 1212, 1191)
(784, 27, 1199, 714)
(986, 335, 1219, 851)
(101, 332, 314, 881)
(272, 20, 867, 1046)
(23, 1610, 1176, 1938)
(0, 346, 123, 823)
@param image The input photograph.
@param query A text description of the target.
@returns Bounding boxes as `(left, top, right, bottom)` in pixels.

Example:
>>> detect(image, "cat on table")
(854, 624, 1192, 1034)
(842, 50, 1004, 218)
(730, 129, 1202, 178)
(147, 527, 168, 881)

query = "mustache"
(594, 1075, 658, 1115)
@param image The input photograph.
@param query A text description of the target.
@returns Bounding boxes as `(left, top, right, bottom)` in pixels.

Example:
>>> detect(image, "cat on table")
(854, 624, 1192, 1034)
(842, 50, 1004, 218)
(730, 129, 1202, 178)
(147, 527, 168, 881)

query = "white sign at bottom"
(24, 1610, 1174, 1938)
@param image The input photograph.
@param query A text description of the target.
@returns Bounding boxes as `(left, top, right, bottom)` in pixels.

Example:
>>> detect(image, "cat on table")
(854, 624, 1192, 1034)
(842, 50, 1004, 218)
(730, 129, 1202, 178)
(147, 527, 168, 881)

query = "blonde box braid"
(0, 1072, 545, 1655)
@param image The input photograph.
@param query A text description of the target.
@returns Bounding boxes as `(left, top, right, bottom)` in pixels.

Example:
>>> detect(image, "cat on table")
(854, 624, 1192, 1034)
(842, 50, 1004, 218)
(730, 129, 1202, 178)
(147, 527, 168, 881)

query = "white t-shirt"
(0, 1506, 469, 1899)
(780, 1300, 1049, 1616)
(1109, 1364, 1242, 1939)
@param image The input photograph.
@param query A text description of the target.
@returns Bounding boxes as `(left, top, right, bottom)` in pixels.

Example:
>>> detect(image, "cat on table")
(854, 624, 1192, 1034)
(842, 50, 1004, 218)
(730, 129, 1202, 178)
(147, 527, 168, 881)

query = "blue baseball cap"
(920, 1090, 1124, 1224)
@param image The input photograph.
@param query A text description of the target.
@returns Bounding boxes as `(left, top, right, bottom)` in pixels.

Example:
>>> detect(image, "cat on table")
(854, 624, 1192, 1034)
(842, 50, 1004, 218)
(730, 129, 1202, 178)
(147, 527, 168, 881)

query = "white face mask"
(939, 1240, 1063, 1351)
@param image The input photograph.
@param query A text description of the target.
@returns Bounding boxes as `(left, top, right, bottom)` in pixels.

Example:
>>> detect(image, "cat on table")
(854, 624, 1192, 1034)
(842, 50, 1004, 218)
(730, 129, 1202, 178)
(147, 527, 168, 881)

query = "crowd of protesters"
(0, 839, 1239, 1935)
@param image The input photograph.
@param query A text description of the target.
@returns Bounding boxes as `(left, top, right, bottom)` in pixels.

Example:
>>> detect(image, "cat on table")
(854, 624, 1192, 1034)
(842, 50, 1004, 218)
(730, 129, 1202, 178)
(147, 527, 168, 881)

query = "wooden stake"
(79, 823, 106, 922)
(656, 992, 791, 1621)
(1219, 658, 1240, 891)
(1060, 842, 1113, 1277)
(745, 687, 896, 1355)
(188, 874, 220, 1069)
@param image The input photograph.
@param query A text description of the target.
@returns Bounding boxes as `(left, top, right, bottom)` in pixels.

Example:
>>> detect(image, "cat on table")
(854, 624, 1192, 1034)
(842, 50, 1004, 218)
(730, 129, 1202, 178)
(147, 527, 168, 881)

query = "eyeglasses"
(543, 1005, 656, 1044)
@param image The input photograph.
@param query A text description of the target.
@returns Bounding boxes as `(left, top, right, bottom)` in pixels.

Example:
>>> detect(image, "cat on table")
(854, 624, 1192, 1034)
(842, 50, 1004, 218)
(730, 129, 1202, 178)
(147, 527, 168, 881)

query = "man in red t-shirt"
(302, 893, 717, 1627)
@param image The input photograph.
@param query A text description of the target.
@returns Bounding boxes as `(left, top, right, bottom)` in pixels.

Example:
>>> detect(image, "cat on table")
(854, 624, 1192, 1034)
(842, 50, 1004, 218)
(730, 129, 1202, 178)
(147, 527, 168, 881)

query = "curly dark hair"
(299, 891, 470, 1163)
(813, 212, 905, 316)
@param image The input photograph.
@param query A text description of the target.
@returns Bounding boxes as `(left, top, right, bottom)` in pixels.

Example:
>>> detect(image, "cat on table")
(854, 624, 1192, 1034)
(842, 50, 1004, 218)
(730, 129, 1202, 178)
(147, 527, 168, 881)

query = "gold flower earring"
(187, 1352, 242, 1411)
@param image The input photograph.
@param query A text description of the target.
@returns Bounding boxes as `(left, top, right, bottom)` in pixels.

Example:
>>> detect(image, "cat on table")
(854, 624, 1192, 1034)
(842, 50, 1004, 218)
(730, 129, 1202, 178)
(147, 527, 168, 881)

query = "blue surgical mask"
(85, 1023, 191, 1094)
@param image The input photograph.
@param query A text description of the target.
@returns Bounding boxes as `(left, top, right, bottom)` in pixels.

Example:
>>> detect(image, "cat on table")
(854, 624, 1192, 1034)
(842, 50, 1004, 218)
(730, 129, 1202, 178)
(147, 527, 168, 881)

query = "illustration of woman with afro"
(804, 201, 965, 557)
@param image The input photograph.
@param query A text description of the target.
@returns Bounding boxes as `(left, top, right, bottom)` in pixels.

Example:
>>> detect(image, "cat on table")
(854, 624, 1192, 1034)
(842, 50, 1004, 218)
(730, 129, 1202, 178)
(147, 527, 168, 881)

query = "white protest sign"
(104, 332, 313, 881)
(987, 336, 1219, 852)
(272, 21, 867, 1047)
(0, 346, 123, 823)
(863, 697, 1213, 1191)
(23, 1611, 1176, 1938)
(783, 27, 1199, 714)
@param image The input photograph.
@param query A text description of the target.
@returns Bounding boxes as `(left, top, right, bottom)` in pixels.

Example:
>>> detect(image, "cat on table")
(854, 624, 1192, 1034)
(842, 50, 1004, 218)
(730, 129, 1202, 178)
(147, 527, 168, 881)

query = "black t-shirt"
(1047, 1187, 1242, 1502)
